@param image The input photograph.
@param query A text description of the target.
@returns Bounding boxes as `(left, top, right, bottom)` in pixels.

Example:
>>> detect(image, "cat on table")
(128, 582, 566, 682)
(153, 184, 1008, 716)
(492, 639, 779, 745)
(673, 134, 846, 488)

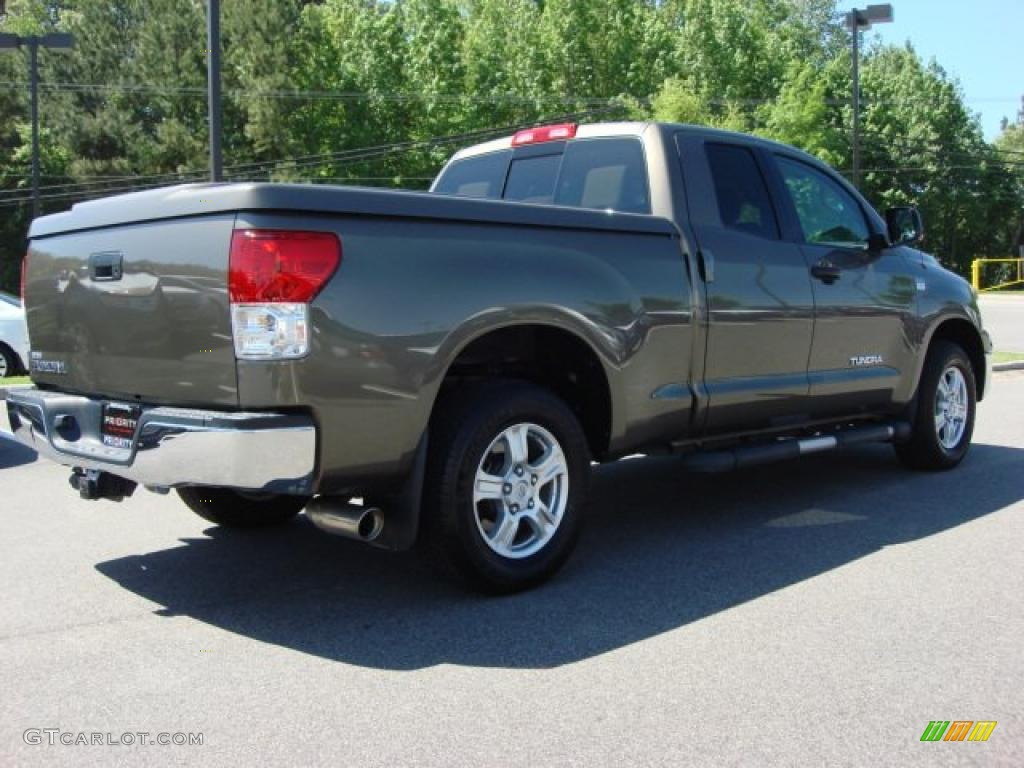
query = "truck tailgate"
(24, 213, 238, 406)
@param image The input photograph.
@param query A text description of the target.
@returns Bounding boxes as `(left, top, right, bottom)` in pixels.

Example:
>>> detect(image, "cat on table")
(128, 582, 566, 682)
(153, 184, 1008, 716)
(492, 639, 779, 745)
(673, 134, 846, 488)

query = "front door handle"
(811, 260, 841, 284)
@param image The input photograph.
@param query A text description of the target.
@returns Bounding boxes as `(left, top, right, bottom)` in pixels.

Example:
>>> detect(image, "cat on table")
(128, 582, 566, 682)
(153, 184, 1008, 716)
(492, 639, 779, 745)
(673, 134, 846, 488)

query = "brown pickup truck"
(7, 122, 992, 592)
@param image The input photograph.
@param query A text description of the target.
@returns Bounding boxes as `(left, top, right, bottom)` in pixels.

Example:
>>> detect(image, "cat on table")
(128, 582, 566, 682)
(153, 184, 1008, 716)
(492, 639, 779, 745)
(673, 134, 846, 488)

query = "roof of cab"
(448, 122, 654, 162)
(447, 120, 828, 172)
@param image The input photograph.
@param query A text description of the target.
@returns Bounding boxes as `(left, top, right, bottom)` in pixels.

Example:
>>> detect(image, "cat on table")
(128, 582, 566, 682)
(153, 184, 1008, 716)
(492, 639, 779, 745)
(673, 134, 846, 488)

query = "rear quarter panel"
(233, 211, 694, 494)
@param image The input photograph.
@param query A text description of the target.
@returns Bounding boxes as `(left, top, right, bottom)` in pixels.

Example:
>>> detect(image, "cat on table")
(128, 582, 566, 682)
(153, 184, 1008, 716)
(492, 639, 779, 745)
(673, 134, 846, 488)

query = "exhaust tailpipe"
(307, 497, 384, 543)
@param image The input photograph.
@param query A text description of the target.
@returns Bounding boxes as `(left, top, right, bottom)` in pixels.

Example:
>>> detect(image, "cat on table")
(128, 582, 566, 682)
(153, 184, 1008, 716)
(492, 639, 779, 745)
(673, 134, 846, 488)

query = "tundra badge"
(849, 354, 884, 367)
(29, 351, 68, 375)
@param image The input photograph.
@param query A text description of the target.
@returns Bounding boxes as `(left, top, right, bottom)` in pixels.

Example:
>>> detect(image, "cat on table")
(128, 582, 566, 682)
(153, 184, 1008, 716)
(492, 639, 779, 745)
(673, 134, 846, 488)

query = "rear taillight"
(229, 229, 340, 303)
(511, 123, 577, 147)
(228, 229, 341, 360)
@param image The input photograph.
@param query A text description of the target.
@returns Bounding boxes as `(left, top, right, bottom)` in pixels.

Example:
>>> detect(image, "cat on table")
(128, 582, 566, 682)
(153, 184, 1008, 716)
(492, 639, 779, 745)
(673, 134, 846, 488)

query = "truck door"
(676, 134, 816, 433)
(768, 153, 917, 416)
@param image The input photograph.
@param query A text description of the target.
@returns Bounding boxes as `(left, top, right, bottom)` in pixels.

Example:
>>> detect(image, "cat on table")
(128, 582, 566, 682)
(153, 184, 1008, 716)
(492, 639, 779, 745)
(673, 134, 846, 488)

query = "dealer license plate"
(101, 402, 141, 449)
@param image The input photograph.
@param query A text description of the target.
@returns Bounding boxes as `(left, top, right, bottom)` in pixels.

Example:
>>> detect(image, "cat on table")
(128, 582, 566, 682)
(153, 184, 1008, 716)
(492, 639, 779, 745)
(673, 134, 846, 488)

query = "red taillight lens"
(20, 253, 28, 300)
(228, 229, 341, 303)
(511, 123, 578, 147)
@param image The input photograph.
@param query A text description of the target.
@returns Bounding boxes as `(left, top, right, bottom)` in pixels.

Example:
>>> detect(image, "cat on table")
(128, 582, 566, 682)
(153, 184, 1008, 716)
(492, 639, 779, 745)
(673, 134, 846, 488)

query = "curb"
(994, 360, 1024, 372)
(0, 384, 31, 401)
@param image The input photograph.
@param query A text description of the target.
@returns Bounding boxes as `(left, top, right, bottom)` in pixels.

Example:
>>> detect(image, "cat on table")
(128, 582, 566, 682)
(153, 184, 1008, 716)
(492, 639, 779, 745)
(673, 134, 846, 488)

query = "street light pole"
(207, 0, 223, 182)
(846, 4, 894, 189)
(0, 32, 74, 218)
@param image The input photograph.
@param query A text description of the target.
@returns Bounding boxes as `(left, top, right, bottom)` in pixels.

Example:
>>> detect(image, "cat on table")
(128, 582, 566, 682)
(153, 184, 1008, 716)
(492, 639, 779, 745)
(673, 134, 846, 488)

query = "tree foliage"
(0, 0, 1020, 290)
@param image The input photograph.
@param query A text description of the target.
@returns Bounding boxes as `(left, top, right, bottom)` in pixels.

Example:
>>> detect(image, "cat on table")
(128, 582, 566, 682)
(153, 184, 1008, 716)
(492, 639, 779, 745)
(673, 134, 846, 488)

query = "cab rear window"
(432, 150, 510, 199)
(434, 138, 651, 214)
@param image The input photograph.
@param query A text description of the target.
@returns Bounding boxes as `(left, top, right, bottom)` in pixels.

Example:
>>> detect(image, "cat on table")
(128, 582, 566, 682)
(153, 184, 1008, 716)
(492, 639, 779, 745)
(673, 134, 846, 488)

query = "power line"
(0, 121, 535, 199)
(847, 125, 1024, 159)
(0, 107, 620, 208)
(0, 80, 628, 104)
(1, 79, 1020, 110)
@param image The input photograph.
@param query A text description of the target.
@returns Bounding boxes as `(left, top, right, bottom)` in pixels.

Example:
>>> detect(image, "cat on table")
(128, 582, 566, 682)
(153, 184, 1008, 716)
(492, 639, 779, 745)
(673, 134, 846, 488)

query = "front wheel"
(423, 381, 591, 593)
(177, 486, 309, 528)
(895, 340, 976, 471)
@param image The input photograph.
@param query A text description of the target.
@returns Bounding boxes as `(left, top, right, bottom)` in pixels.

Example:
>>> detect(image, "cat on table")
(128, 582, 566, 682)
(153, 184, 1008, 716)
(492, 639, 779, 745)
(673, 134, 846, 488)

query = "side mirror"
(885, 206, 924, 247)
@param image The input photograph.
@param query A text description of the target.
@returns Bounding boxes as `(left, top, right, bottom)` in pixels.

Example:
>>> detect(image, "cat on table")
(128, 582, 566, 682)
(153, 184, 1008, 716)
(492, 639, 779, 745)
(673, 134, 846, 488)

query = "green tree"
(759, 59, 846, 167)
(993, 97, 1024, 255)
(461, 0, 545, 128)
(854, 45, 1019, 272)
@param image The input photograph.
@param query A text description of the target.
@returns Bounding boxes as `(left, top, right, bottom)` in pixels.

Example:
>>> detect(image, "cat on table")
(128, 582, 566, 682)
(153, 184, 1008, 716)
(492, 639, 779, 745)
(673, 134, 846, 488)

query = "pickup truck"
(8, 121, 992, 592)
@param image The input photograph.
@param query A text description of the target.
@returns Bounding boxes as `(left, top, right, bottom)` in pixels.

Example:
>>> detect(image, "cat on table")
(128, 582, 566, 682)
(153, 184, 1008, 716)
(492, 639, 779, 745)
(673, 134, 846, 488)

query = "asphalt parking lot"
(1, 374, 1022, 768)
(979, 294, 1024, 354)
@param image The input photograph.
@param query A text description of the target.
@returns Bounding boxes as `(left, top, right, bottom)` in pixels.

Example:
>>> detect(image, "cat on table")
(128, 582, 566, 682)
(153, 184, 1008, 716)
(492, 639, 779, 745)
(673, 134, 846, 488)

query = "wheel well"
(929, 318, 986, 400)
(439, 325, 612, 459)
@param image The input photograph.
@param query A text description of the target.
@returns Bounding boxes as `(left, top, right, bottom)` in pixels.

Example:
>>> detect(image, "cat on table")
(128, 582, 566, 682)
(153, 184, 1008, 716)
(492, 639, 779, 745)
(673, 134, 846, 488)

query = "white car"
(0, 290, 30, 378)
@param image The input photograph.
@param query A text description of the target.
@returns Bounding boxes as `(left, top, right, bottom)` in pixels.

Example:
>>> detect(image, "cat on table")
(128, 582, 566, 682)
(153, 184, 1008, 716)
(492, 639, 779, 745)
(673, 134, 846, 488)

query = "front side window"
(776, 156, 869, 247)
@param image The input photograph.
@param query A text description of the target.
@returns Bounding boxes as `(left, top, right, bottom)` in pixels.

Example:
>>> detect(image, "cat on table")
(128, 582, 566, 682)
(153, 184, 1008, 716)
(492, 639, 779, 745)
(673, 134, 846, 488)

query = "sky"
(844, 0, 1024, 140)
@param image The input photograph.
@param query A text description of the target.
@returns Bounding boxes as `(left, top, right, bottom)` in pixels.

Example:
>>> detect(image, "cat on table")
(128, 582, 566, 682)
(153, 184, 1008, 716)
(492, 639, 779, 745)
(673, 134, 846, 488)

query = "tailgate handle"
(89, 251, 123, 282)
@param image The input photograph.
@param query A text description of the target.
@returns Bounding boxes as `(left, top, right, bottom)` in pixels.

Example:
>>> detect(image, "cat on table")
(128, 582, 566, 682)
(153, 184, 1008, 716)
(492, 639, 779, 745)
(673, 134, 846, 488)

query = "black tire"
(177, 486, 309, 528)
(0, 344, 19, 378)
(895, 340, 976, 471)
(423, 380, 590, 594)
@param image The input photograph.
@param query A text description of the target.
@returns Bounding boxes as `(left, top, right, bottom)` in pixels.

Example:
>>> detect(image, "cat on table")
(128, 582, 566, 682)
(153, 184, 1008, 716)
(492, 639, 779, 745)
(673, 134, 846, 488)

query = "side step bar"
(680, 422, 911, 473)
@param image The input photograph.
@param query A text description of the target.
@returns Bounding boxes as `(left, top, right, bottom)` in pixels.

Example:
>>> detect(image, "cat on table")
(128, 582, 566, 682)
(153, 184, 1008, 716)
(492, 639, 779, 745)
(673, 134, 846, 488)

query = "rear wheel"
(895, 341, 976, 471)
(177, 486, 309, 528)
(423, 381, 590, 593)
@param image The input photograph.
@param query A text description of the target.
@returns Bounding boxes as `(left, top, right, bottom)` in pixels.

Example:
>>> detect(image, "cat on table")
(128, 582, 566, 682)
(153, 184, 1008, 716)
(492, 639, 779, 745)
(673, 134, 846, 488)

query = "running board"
(680, 422, 912, 473)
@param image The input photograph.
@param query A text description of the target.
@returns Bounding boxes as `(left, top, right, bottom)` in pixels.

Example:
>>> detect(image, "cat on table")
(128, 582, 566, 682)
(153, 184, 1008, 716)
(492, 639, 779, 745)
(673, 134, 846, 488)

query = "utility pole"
(845, 5, 893, 189)
(0, 32, 74, 218)
(207, 0, 223, 181)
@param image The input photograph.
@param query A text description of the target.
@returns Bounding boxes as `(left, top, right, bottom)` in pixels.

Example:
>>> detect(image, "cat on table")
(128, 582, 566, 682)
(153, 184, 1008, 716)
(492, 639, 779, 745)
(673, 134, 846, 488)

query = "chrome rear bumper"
(6, 387, 316, 494)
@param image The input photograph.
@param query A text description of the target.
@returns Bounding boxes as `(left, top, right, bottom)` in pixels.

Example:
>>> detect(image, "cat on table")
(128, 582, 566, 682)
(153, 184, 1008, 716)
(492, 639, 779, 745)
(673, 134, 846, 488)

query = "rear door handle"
(698, 249, 715, 283)
(811, 260, 840, 284)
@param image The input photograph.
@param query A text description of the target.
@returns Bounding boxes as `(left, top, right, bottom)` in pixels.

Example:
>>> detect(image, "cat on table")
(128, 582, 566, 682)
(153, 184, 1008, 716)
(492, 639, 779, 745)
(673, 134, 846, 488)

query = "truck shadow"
(96, 442, 1023, 670)
(0, 433, 38, 470)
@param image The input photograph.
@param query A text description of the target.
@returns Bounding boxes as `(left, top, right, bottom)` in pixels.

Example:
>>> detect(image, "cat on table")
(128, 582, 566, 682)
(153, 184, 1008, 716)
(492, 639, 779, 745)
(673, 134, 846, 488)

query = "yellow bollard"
(971, 259, 980, 291)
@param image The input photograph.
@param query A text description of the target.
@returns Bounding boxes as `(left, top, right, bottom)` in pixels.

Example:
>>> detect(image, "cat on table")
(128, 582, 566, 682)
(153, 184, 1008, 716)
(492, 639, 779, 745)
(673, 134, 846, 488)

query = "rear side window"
(555, 138, 650, 214)
(705, 143, 780, 240)
(433, 150, 510, 199)
(504, 153, 561, 204)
